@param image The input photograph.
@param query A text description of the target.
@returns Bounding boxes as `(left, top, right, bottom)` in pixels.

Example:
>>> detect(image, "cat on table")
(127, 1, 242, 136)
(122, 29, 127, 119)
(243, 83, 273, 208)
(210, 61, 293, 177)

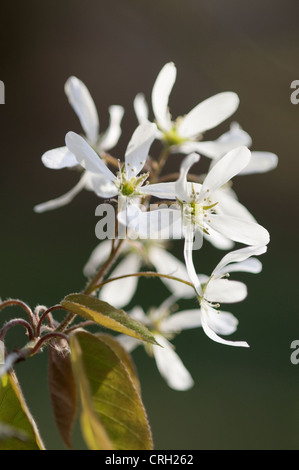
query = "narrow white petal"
(41, 146, 78, 169)
(208, 214, 270, 246)
(65, 132, 116, 181)
(180, 122, 252, 159)
(184, 230, 203, 296)
(141, 182, 176, 199)
(148, 246, 195, 298)
(100, 253, 142, 308)
(153, 335, 194, 391)
(178, 92, 240, 138)
(240, 151, 278, 175)
(134, 93, 150, 124)
(204, 308, 239, 335)
(125, 122, 157, 177)
(205, 279, 247, 303)
(65, 76, 99, 143)
(99, 105, 124, 151)
(212, 245, 267, 278)
(199, 146, 251, 200)
(201, 305, 249, 347)
(83, 239, 115, 277)
(151, 62, 176, 131)
(161, 310, 201, 333)
(175, 153, 200, 201)
(217, 258, 263, 277)
(34, 173, 88, 213)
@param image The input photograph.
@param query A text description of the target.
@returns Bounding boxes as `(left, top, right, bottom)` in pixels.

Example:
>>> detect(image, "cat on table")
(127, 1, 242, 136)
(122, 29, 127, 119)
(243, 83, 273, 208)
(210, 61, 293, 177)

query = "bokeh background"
(0, 0, 299, 450)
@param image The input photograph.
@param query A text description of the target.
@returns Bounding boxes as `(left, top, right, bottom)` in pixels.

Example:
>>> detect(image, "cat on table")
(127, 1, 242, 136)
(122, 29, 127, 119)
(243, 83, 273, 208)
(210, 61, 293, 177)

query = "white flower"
(57, 123, 177, 205)
(185, 245, 267, 348)
(121, 147, 270, 248)
(134, 62, 239, 149)
(179, 122, 278, 175)
(84, 238, 194, 309)
(34, 76, 124, 212)
(117, 299, 202, 391)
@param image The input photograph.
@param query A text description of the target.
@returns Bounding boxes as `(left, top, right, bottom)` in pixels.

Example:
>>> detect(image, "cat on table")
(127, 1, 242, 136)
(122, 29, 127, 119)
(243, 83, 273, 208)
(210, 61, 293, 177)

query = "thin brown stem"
(0, 299, 35, 324)
(0, 319, 34, 342)
(30, 332, 69, 355)
(83, 238, 125, 295)
(92, 271, 195, 293)
(36, 305, 64, 337)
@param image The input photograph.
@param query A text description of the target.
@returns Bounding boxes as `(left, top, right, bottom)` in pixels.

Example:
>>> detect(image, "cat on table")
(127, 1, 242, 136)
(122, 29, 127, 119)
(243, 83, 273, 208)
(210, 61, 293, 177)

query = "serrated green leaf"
(61, 293, 159, 346)
(0, 366, 45, 450)
(48, 345, 78, 449)
(70, 331, 153, 450)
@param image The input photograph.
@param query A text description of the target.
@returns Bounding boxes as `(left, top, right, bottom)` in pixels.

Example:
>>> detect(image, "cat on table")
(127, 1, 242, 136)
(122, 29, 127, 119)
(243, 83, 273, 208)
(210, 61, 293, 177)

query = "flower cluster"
(36, 62, 277, 390)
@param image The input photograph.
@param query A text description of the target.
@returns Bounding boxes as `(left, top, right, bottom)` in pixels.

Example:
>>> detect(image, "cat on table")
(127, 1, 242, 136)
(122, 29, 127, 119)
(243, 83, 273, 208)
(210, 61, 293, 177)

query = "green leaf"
(61, 293, 159, 346)
(48, 344, 78, 449)
(70, 331, 153, 450)
(0, 365, 45, 450)
(95, 333, 141, 395)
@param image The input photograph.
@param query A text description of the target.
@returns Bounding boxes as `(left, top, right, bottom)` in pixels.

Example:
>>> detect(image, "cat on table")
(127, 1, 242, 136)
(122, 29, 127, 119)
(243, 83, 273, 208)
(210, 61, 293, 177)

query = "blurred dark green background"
(0, 0, 298, 450)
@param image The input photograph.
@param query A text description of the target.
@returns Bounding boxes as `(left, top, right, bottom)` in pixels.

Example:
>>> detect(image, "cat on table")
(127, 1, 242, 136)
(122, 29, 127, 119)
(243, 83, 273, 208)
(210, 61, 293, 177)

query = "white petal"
(203, 228, 235, 250)
(180, 122, 252, 159)
(65, 76, 99, 143)
(99, 105, 124, 151)
(41, 146, 78, 169)
(124, 122, 157, 177)
(133, 93, 149, 124)
(212, 245, 267, 278)
(128, 306, 149, 325)
(148, 246, 195, 298)
(240, 151, 278, 175)
(65, 132, 116, 181)
(201, 305, 249, 347)
(178, 92, 240, 138)
(161, 310, 202, 333)
(208, 214, 270, 246)
(203, 308, 239, 335)
(151, 62, 176, 131)
(205, 279, 247, 303)
(141, 182, 176, 199)
(83, 239, 115, 277)
(33, 173, 88, 213)
(179, 122, 251, 159)
(120, 205, 184, 240)
(221, 258, 263, 276)
(153, 335, 194, 391)
(183, 230, 203, 296)
(100, 253, 142, 308)
(86, 172, 118, 198)
(215, 188, 257, 223)
(116, 334, 141, 353)
(175, 153, 200, 201)
(199, 146, 251, 200)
